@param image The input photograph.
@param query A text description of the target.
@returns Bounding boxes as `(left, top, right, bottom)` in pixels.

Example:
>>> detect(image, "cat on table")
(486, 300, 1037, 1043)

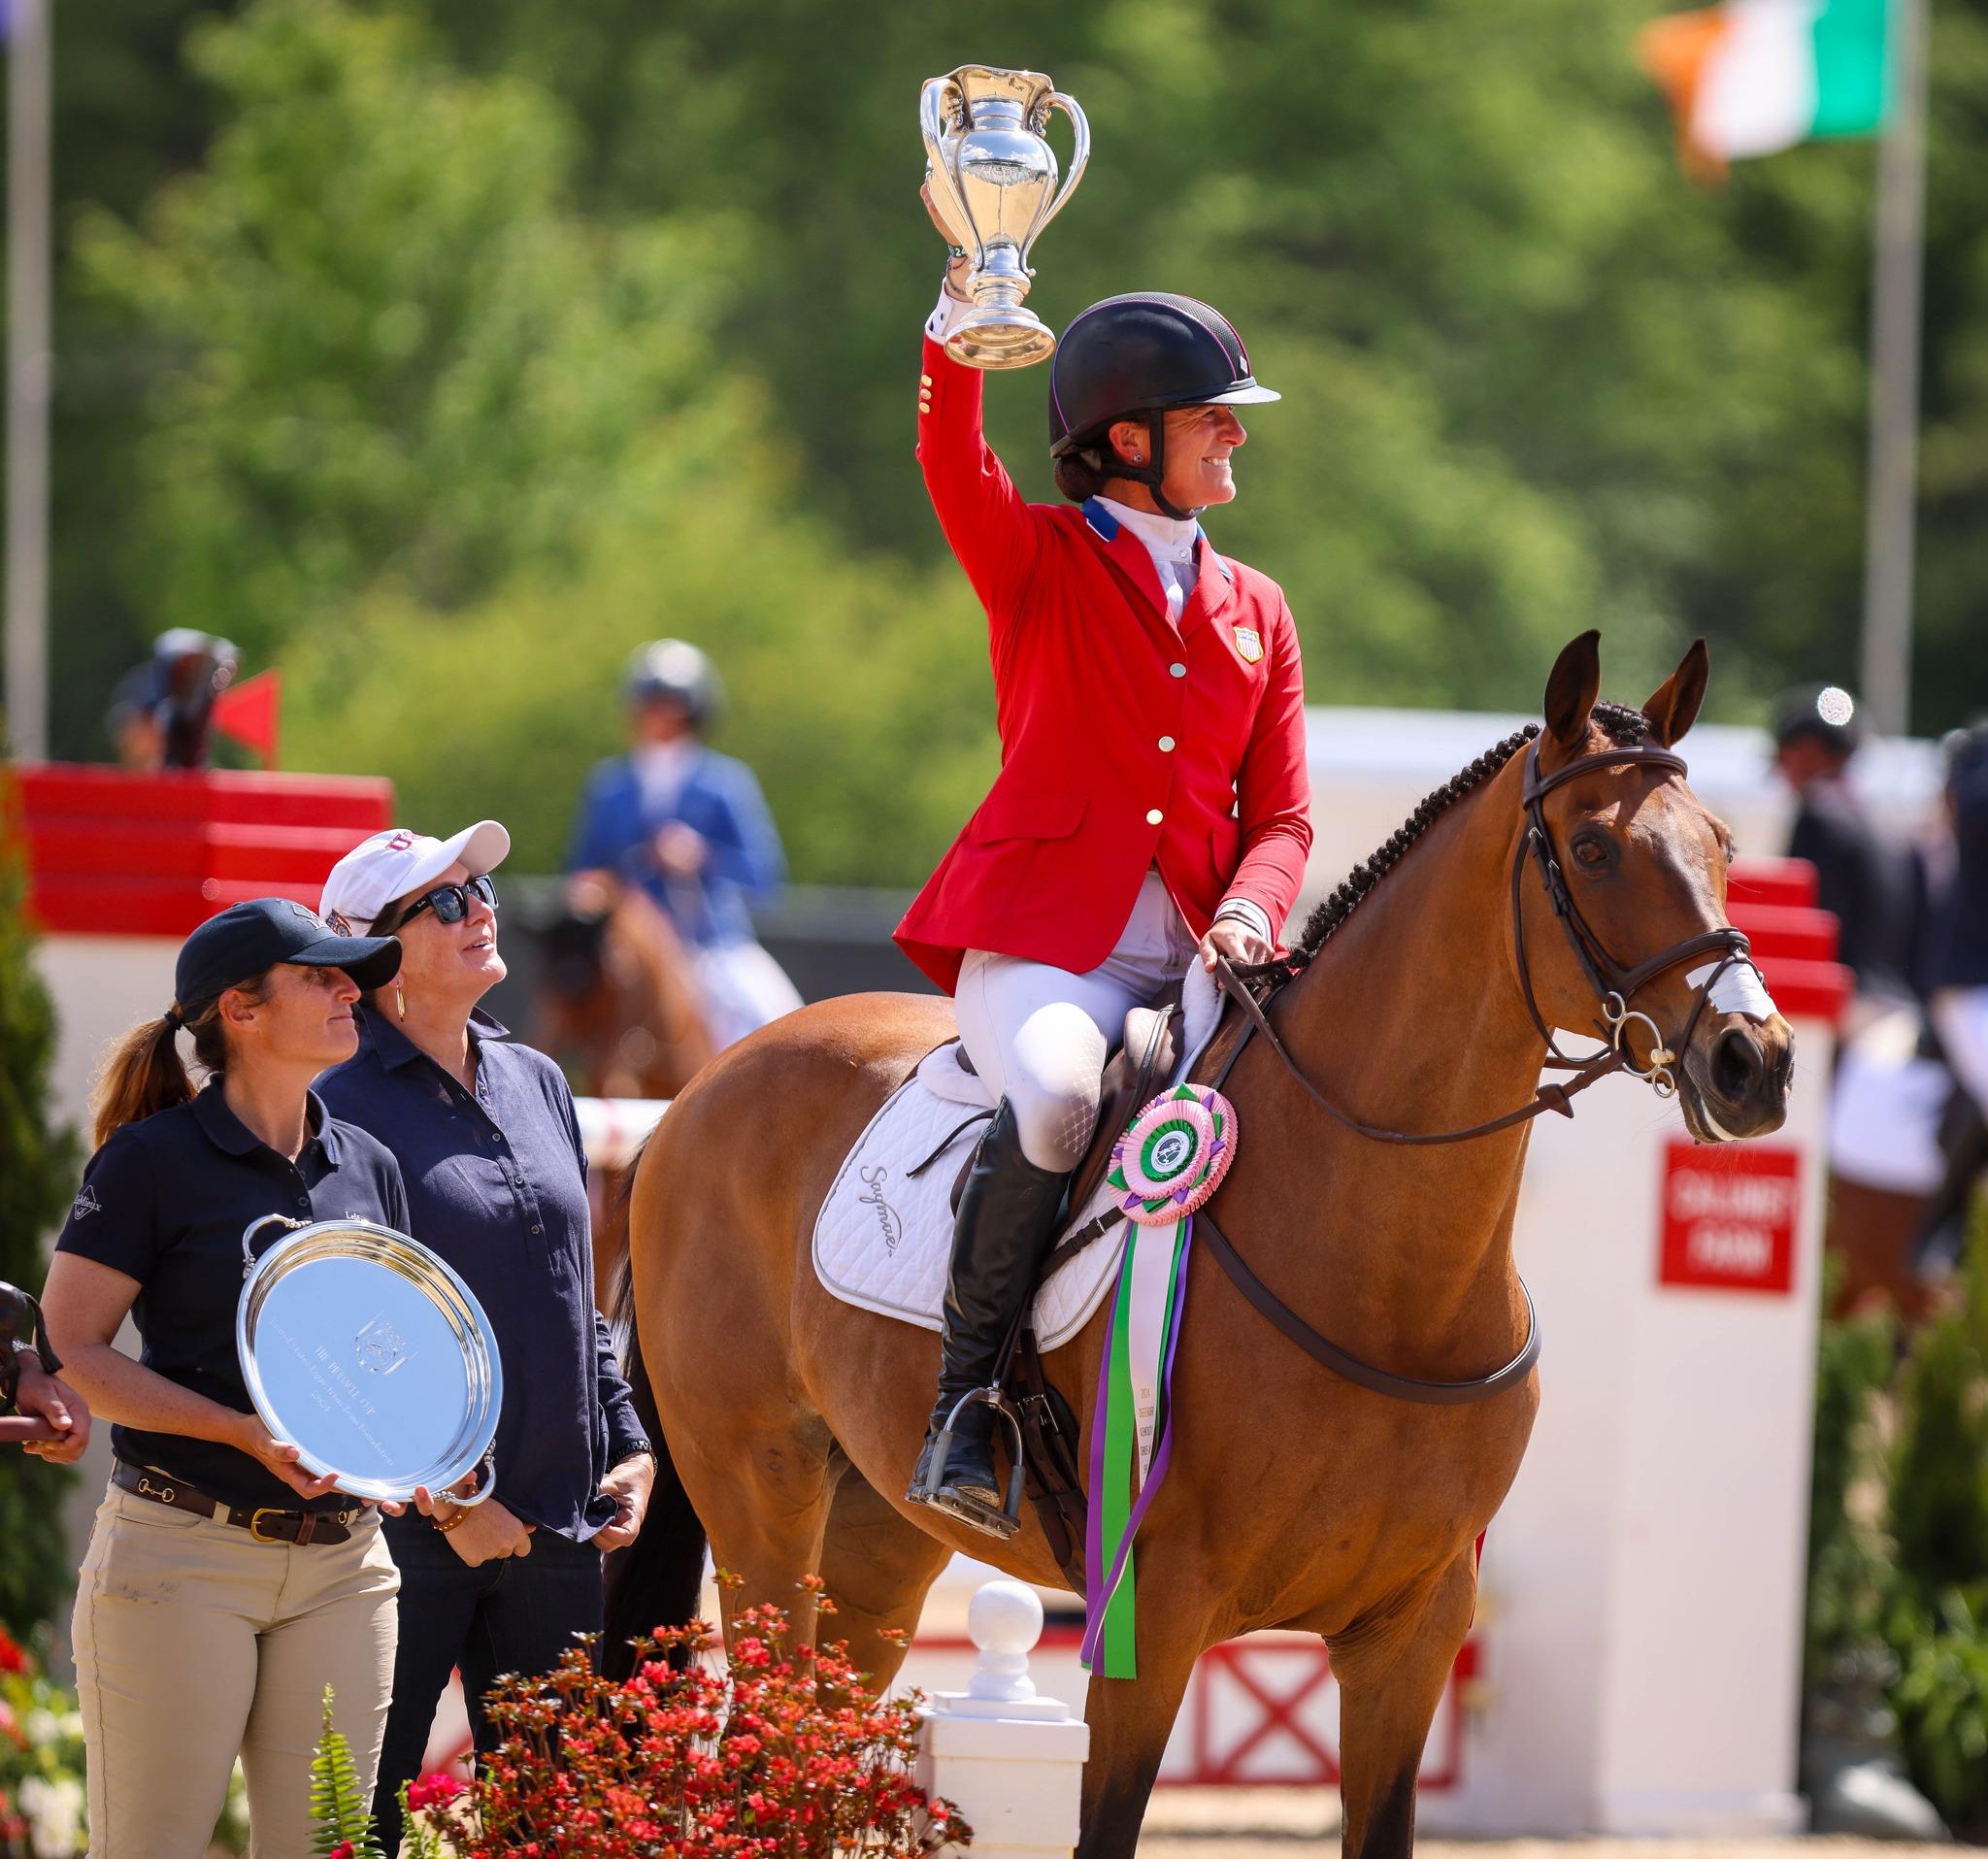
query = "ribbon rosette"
(1083, 1084, 1238, 1679)
(1110, 1087, 1235, 1221)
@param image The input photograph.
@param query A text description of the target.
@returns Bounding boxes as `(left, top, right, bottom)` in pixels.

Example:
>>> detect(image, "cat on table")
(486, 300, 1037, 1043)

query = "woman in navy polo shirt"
(41, 899, 409, 1859)
(317, 820, 656, 1851)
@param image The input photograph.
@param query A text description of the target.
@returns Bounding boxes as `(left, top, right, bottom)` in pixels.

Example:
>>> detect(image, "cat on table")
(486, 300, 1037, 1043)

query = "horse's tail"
(601, 1132, 710, 1679)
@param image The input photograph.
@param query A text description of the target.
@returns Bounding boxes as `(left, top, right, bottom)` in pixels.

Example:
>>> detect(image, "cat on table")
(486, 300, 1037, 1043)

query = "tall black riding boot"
(907, 1100, 1071, 1535)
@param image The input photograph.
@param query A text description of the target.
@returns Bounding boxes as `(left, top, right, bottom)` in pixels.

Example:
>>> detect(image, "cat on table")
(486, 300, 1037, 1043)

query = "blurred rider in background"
(565, 640, 802, 1048)
(1772, 683, 1921, 1014)
(104, 629, 241, 771)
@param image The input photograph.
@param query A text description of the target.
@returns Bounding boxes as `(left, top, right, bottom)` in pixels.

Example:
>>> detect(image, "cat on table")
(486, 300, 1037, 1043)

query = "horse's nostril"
(1711, 1027, 1763, 1102)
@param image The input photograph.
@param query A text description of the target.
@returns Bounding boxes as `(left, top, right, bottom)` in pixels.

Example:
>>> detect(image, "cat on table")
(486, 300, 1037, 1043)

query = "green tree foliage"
(38, 0, 1988, 878)
(77, 0, 759, 664)
(0, 787, 83, 1638)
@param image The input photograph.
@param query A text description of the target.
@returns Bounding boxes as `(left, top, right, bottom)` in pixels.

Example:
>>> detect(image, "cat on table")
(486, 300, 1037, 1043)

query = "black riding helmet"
(1773, 683, 1863, 760)
(1048, 292, 1280, 519)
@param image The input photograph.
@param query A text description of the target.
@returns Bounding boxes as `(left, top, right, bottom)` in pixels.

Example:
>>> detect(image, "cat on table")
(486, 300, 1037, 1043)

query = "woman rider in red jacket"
(897, 202, 1313, 1534)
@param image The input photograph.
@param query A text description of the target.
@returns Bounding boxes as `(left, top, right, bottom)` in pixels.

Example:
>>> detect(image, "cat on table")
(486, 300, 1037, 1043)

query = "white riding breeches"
(693, 940, 805, 1051)
(1933, 985, 1988, 1117)
(954, 872, 1201, 1173)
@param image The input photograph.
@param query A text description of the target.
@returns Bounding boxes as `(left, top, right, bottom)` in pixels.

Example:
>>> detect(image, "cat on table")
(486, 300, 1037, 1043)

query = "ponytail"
(88, 975, 270, 1149)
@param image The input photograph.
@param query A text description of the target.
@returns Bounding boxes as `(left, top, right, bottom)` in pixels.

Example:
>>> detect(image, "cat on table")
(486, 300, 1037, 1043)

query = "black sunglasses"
(398, 873, 498, 928)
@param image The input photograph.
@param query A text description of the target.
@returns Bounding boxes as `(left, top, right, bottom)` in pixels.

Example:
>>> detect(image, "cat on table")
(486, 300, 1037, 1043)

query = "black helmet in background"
(1773, 683, 1864, 761)
(625, 639, 725, 731)
(1048, 292, 1279, 519)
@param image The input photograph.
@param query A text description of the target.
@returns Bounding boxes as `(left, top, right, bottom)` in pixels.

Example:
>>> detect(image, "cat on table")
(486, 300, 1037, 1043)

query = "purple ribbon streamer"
(1080, 1214, 1196, 1673)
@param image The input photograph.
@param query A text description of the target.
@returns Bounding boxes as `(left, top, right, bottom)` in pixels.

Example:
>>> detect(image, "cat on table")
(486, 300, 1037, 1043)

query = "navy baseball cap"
(176, 898, 401, 1018)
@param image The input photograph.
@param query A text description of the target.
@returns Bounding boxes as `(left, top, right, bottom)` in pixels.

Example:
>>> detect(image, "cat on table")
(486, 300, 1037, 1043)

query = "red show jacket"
(894, 335, 1312, 995)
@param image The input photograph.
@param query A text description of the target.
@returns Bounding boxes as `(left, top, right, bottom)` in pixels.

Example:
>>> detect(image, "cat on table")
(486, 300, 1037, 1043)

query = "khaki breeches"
(71, 1481, 399, 1859)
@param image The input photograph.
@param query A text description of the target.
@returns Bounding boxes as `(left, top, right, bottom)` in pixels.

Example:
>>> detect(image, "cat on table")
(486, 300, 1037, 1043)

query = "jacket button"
(1158, 736, 1176, 752)
(1169, 662, 1186, 678)
(1145, 809, 1165, 826)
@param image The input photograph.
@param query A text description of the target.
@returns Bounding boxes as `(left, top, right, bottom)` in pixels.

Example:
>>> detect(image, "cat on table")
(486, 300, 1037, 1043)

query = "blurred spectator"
(1909, 723, 1988, 1276)
(104, 629, 241, 770)
(565, 641, 802, 1048)
(1773, 684, 1920, 1007)
(1926, 724, 1988, 1111)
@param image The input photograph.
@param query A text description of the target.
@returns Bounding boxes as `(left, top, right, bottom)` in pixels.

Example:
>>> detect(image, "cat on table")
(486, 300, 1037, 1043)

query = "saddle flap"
(1067, 980, 1186, 1217)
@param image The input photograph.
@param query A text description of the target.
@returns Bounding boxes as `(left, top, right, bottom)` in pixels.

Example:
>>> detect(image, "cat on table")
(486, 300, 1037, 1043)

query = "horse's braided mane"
(1290, 701, 1654, 964)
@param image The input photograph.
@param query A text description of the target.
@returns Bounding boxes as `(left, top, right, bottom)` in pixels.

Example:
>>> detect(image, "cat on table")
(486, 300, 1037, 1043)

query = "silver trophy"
(920, 65, 1089, 369)
(237, 1214, 503, 1503)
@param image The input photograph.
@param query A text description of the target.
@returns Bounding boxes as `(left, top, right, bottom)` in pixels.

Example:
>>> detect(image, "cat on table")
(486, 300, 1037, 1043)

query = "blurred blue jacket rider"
(564, 640, 788, 950)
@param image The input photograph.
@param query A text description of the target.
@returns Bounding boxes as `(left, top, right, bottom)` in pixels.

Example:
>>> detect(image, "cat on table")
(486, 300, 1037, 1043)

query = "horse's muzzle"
(1679, 1012, 1795, 1143)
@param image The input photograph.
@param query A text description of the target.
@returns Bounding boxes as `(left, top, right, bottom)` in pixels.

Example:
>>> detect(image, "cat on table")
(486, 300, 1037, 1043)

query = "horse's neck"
(1271, 762, 1547, 1359)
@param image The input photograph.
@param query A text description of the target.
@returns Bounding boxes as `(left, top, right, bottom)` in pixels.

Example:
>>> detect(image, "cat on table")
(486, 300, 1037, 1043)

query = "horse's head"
(1520, 630, 1793, 1144)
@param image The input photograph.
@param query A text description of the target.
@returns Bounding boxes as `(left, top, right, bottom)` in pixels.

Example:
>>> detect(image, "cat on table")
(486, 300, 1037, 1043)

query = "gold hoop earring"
(394, 980, 408, 1022)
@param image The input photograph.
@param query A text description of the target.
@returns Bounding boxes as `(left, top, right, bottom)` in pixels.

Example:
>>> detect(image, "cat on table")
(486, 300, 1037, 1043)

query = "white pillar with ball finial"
(915, 1579, 1092, 1858)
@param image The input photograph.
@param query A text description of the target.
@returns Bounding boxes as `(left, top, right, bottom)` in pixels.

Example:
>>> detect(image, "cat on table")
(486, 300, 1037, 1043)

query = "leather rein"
(1180, 730, 1755, 1406)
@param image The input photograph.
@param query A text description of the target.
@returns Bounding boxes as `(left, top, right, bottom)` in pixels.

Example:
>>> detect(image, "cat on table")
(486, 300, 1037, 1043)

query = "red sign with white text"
(1659, 1142, 1801, 1294)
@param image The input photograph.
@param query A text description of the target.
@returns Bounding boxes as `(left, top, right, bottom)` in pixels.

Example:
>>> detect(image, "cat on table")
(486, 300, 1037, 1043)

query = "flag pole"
(5, 0, 52, 761)
(1858, 0, 1929, 739)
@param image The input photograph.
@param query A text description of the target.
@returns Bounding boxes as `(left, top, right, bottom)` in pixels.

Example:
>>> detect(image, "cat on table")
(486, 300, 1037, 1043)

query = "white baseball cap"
(320, 820, 511, 932)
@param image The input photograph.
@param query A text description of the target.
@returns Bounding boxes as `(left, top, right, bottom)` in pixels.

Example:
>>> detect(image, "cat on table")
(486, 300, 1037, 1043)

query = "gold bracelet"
(431, 1503, 471, 1535)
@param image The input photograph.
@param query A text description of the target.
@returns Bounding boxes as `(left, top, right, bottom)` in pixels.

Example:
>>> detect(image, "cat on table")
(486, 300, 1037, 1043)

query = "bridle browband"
(1174, 725, 1759, 1405)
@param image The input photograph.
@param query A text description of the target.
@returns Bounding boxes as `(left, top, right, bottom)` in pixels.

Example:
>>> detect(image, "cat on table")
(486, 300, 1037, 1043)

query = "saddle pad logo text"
(856, 1165, 903, 1254)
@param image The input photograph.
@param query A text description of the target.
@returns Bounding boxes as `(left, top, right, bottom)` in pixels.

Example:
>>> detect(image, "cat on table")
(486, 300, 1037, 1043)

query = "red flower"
(327, 1843, 354, 1859)
(0, 1626, 27, 1675)
(406, 1769, 465, 1811)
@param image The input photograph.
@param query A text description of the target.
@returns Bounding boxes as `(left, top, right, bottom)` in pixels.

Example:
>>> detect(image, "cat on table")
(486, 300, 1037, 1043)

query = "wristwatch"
(612, 1439, 657, 1468)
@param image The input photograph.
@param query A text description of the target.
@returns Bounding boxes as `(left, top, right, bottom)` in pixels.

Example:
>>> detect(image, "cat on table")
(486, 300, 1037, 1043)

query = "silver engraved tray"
(236, 1216, 502, 1502)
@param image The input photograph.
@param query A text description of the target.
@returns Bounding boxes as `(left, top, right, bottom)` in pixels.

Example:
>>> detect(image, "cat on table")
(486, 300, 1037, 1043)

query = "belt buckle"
(248, 1507, 290, 1544)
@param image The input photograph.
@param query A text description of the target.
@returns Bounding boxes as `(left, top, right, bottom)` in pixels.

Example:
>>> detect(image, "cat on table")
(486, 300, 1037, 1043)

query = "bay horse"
(532, 870, 716, 1101)
(609, 633, 1794, 1857)
(533, 872, 716, 1306)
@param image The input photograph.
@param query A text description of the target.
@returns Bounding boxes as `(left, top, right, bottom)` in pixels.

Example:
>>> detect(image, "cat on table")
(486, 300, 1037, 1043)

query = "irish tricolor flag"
(1640, 0, 1892, 172)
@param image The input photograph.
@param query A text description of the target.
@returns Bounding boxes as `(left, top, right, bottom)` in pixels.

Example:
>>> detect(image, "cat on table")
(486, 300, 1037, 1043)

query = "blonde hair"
(88, 975, 269, 1150)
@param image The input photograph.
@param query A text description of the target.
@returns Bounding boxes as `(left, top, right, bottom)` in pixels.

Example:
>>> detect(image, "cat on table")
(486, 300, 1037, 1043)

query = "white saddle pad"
(811, 968, 1222, 1350)
(1829, 1008, 1950, 1196)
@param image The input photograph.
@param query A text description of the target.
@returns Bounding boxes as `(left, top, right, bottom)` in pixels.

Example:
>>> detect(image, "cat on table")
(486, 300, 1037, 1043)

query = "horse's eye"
(1572, 836, 1609, 868)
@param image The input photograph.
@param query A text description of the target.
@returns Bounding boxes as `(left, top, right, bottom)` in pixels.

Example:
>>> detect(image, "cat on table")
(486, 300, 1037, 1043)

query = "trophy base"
(944, 307, 1058, 371)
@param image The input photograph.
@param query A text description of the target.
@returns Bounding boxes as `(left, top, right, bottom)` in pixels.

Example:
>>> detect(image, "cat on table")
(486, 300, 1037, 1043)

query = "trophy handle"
(918, 76, 976, 260)
(241, 1212, 307, 1280)
(1031, 89, 1090, 249)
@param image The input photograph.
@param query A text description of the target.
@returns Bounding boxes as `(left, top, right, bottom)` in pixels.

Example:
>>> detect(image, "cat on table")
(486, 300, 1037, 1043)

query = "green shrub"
(1889, 1587, 1988, 1839)
(1879, 1229, 1988, 1834)
(1804, 1290, 1897, 1694)
(0, 794, 83, 1640)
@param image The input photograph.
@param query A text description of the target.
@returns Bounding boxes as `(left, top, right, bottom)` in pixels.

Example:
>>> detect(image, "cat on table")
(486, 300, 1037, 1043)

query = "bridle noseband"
(1511, 734, 1754, 1101)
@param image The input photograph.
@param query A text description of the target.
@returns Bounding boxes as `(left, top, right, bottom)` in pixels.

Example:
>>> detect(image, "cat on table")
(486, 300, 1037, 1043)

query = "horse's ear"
(1542, 630, 1603, 750)
(1642, 638, 1710, 747)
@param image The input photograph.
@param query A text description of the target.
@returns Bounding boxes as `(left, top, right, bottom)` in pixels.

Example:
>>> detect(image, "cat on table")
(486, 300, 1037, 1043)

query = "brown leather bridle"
(1211, 729, 1757, 1146)
(1173, 729, 1760, 1405)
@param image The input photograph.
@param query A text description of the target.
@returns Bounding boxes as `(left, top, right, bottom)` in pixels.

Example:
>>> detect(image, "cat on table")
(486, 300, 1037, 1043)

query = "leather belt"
(113, 1459, 358, 1545)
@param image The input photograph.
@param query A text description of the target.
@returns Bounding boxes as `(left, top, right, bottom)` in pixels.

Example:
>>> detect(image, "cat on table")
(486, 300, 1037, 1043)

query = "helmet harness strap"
(1107, 411, 1203, 522)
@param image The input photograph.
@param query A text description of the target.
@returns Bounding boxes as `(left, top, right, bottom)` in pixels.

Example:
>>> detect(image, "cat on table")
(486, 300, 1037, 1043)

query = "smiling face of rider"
(1102, 404, 1248, 515)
